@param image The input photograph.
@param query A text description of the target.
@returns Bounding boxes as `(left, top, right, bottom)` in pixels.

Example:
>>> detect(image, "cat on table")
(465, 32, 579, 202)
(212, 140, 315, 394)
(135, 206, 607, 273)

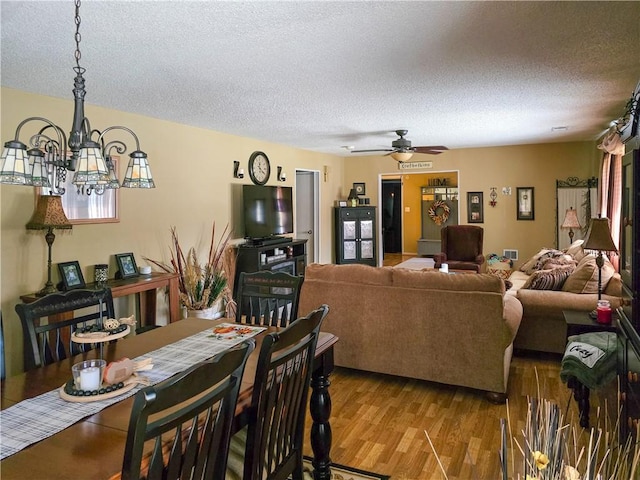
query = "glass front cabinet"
(334, 206, 377, 266)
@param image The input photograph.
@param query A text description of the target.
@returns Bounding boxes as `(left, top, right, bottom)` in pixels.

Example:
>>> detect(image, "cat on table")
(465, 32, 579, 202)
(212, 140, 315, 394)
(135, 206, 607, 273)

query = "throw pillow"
(541, 255, 577, 270)
(523, 265, 575, 290)
(519, 248, 553, 274)
(565, 239, 584, 258)
(561, 254, 615, 294)
(526, 249, 567, 274)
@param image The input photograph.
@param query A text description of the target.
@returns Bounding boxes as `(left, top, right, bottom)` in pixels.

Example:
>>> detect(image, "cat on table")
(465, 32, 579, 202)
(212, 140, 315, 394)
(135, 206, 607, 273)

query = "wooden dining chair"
(15, 288, 115, 371)
(235, 270, 304, 327)
(120, 339, 255, 480)
(228, 304, 329, 480)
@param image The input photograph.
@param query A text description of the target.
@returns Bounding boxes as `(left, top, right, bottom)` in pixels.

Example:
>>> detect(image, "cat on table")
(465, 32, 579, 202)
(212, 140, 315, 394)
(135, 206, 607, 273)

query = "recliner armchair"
(433, 225, 485, 273)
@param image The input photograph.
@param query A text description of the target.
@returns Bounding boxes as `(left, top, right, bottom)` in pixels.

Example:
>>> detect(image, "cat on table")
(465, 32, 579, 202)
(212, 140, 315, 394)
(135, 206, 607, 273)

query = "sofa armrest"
(503, 294, 523, 345)
(475, 254, 485, 264)
(433, 253, 447, 267)
(516, 289, 622, 316)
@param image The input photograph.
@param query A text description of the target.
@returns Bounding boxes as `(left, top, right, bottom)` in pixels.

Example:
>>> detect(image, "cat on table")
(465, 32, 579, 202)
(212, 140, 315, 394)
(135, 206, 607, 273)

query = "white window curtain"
(557, 186, 597, 250)
(597, 127, 624, 270)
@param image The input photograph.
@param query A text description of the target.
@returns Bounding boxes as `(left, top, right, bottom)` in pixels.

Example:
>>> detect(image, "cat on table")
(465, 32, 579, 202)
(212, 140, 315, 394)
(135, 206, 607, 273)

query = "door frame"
(378, 170, 460, 265)
(294, 169, 320, 263)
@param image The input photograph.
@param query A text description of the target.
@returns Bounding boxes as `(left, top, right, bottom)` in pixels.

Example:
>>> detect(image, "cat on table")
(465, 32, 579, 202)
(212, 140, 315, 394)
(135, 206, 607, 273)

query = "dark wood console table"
(20, 272, 181, 328)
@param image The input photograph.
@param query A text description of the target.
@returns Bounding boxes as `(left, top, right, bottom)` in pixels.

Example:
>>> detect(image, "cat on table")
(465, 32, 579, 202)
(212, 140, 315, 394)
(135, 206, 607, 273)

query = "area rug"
(303, 457, 390, 480)
(393, 257, 434, 270)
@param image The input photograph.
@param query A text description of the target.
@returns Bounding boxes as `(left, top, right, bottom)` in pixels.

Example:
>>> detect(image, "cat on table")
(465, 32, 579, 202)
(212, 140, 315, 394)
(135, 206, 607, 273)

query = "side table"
(562, 309, 618, 428)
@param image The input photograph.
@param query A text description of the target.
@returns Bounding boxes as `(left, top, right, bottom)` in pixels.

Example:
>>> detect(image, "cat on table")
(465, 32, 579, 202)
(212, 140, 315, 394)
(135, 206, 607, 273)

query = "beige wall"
(1, 87, 344, 376)
(1, 87, 601, 376)
(343, 142, 601, 262)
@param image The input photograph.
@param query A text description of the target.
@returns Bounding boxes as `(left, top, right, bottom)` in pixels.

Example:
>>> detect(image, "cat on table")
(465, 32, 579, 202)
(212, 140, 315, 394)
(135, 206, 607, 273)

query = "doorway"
(381, 179, 402, 254)
(295, 169, 320, 265)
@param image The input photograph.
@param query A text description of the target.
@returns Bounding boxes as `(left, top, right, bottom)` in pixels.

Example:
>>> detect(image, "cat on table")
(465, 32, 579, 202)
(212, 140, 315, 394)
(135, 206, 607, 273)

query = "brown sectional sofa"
(508, 244, 622, 354)
(299, 263, 523, 400)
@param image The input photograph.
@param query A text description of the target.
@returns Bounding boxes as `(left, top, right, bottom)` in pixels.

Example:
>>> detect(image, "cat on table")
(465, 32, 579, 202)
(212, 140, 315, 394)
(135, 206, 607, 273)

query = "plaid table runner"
(0, 323, 265, 460)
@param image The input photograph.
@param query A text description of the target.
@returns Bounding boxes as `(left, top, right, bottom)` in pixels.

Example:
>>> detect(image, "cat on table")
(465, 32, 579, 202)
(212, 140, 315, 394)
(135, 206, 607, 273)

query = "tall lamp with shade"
(561, 207, 581, 245)
(27, 195, 72, 296)
(582, 217, 618, 303)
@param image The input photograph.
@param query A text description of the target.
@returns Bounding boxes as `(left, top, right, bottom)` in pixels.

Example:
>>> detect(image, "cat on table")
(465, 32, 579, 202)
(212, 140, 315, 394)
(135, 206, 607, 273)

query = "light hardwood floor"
(304, 254, 607, 479)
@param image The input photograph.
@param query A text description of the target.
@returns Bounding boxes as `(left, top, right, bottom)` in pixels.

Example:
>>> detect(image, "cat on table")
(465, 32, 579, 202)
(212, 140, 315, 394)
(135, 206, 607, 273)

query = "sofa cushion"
(562, 254, 615, 294)
(565, 239, 585, 261)
(523, 265, 574, 290)
(392, 269, 504, 294)
(304, 263, 394, 286)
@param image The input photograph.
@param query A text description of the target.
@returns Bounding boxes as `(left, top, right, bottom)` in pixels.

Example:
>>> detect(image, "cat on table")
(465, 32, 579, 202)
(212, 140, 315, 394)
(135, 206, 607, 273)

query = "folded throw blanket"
(560, 332, 617, 389)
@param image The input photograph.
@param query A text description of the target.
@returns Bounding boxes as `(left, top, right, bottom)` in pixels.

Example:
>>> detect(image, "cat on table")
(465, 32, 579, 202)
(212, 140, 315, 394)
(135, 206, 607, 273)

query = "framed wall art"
(353, 182, 366, 195)
(467, 192, 484, 223)
(37, 156, 120, 224)
(115, 252, 139, 279)
(517, 187, 535, 220)
(57, 261, 86, 290)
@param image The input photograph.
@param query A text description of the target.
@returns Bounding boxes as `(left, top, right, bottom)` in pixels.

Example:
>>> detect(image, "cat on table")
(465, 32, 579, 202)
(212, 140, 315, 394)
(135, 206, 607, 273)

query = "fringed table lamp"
(561, 207, 581, 244)
(583, 217, 617, 302)
(27, 195, 72, 296)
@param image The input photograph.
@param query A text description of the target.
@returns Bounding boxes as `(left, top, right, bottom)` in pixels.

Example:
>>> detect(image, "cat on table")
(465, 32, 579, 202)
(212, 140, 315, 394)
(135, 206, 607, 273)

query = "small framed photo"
(467, 192, 484, 223)
(58, 261, 86, 290)
(517, 187, 535, 220)
(353, 182, 366, 195)
(115, 252, 139, 279)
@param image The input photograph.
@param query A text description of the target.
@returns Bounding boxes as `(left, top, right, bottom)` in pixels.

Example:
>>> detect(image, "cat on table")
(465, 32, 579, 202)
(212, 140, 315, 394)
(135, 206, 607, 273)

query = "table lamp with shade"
(582, 216, 617, 304)
(561, 207, 581, 245)
(27, 195, 72, 296)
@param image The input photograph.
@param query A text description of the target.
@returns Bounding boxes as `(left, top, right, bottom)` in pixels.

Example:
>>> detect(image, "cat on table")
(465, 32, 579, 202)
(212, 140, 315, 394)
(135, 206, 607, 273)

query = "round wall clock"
(248, 151, 271, 185)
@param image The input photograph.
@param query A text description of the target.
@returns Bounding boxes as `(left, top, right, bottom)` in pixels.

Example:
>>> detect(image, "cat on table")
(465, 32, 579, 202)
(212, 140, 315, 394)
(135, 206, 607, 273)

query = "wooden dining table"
(0, 317, 338, 480)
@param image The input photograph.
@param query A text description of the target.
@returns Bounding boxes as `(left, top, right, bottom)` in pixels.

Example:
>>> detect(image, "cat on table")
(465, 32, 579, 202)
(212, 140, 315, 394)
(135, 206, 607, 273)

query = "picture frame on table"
(467, 191, 484, 223)
(517, 187, 535, 220)
(57, 261, 86, 290)
(115, 252, 139, 279)
(36, 156, 120, 224)
(353, 182, 366, 195)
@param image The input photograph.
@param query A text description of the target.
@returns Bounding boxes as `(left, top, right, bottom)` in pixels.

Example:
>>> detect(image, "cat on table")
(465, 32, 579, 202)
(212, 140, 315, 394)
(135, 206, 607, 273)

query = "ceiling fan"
(350, 130, 448, 162)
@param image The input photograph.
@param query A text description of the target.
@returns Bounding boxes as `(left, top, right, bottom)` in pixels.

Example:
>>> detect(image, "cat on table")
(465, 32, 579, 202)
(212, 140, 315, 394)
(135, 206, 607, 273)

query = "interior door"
(295, 170, 320, 264)
(381, 180, 402, 254)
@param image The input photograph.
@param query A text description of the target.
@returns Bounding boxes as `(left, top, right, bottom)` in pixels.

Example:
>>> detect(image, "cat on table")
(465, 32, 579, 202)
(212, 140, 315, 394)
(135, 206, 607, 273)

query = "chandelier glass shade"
(0, 0, 154, 196)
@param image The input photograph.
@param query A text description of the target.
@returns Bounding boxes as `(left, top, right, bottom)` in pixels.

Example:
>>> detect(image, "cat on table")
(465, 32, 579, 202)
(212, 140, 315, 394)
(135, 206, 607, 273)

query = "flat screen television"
(243, 185, 293, 240)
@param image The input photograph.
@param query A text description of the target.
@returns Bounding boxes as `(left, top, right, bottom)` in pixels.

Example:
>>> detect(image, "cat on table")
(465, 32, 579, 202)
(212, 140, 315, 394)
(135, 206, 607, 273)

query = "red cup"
(596, 306, 612, 325)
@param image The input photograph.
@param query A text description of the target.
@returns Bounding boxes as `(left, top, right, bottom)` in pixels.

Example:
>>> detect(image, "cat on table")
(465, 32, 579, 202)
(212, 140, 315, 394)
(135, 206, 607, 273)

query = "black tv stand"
(245, 236, 292, 247)
(234, 238, 307, 299)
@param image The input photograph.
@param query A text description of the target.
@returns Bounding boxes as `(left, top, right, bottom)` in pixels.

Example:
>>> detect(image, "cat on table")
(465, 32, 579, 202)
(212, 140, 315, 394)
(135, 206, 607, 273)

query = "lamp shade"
(561, 207, 581, 229)
(583, 217, 617, 253)
(26, 195, 72, 231)
(390, 151, 413, 162)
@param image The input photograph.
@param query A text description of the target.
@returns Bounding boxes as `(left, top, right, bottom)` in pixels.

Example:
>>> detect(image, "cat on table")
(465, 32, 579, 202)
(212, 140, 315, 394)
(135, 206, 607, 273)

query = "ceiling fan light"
(390, 151, 413, 162)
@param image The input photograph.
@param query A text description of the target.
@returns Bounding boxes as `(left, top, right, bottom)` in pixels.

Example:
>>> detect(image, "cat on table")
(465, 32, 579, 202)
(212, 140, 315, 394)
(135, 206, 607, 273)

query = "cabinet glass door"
(621, 151, 634, 286)
(360, 219, 373, 240)
(360, 240, 374, 259)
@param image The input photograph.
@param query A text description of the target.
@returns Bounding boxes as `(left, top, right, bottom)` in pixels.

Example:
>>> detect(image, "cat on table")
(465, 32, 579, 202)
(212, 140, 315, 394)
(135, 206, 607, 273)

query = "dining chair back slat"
(235, 271, 304, 327)
(15, 288, 116, 371)
(121, 339, 255, 480)
(242, 304, 329, 480)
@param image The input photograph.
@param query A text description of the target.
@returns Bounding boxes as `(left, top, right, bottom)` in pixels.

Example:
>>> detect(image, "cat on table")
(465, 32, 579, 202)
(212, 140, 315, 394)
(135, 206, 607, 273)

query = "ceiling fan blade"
(350, 148, 394, 153)
(414, 146, 449, 154)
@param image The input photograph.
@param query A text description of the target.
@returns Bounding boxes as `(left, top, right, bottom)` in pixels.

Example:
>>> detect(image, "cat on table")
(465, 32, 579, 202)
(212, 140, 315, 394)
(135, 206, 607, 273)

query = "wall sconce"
(277, 166, 286, 182)
(489, 187, 498, 207)
(233, 160, 244, 179)
(323, 165, 330, 182)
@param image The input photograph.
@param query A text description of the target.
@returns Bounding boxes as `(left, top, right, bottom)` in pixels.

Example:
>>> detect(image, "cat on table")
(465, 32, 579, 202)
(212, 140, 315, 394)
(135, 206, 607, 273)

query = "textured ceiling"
(2, 1, 639, 157)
